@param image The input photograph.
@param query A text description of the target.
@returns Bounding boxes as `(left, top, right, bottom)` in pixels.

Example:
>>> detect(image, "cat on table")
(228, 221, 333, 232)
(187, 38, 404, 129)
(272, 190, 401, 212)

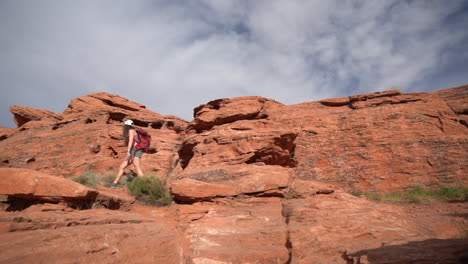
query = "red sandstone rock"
(0, 126, 16, 142)
(434, 84, 468, 128)
(188, 96, 283, 132)
(0, 86, 467, 263)
(0, 208, 183, 263)
(9, 105, 63, 127)
(0, 168, 96, 201)
(0, 168, 135, 211)
(320, 96, 350, 106)
(177, 197, 290, 263)
(171, 165, 291, 201)
(267, 89, 467, 192)
(283, 191, 466, 263)
(349, 89, 401, 102)
(434, 84, 468, 115)
(171, 178, 238, 201)
(0, 92, 187, 177)
(65, 92, 147, 114)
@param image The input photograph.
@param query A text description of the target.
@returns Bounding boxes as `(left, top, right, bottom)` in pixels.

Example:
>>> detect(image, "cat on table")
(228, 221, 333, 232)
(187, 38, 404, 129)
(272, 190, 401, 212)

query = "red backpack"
(134, 127, 152, 153)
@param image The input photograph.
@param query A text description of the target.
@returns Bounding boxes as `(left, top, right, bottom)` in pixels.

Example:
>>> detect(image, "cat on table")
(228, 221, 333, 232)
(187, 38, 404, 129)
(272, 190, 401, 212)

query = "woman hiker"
(110, 120, 144, 188)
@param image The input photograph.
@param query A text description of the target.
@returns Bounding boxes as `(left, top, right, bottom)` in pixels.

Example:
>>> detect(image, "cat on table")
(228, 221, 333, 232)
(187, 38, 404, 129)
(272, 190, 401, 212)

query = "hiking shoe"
(126, 174, 135, 182)
(126, 172, 137, 182)
(108, 183, 118, 189)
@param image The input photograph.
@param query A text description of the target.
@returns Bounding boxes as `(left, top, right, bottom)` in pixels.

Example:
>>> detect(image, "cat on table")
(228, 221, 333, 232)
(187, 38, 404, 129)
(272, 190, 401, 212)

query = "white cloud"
(1, 0, 467, 127)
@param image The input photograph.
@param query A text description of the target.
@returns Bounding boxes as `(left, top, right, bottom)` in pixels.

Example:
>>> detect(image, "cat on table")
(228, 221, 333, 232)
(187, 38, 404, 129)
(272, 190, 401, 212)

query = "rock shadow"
(345, 238, 468, 264)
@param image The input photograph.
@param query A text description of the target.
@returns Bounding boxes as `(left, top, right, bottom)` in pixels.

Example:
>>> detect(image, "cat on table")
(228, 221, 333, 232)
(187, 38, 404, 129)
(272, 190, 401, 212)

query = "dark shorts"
(130, 148, 143, 159)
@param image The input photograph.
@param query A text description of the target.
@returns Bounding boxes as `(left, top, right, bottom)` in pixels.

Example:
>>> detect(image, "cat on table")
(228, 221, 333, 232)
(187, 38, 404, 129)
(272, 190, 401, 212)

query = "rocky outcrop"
(0, 168, 134, 210)
(0, 208, 182, 263)
(0, 92, 187, 177)
(2, 168, 464, 263)
(0, 168, 97, 201)
(167, 86, 468, 201)
(0, 85, 467, 263)
(269, 89, 467, 193)
(188, 96, 283, 133)
(434, 84, 468, 127)
(2, 88, 466, 194)
(9, 105, 63, 127)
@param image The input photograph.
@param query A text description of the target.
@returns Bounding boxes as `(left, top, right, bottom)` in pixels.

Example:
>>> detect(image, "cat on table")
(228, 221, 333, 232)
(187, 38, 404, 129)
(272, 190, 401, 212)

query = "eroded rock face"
(168, 86, 467, 201)
(0, 208, 182, 264)
(269, 89, 467, 192)
(0, 168, 134, 210)
(0, 168, 97, 201)
(188, 96, 283, 133)
(177, 197, 289, 263)
(9, 105, 63, 127)
(283, 191, 467, 263)
(1, 86, 467, 263)
(0, 92, 187, 177)
(434, 84, 468, 127)
(171, 165, 292, 202)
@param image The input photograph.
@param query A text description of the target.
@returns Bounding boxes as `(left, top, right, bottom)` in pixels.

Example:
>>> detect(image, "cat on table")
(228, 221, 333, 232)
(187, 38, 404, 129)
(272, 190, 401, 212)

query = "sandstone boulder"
(0, 168, 135, 211)
(188, 96, 283, 132)
(0, 168, 97, 201)
(9, 105, 63, 127)
(171, 165, 292, 201)
(65, 92, 147, 114)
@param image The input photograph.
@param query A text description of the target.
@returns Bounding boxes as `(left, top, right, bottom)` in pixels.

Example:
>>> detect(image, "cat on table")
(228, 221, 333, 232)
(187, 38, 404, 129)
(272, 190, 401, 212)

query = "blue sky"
(1, 0, 467, 127)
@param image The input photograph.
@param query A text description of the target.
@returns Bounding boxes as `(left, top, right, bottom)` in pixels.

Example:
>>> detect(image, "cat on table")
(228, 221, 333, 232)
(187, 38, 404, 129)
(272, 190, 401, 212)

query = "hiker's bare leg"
(133, 157, 144, 176)
(113, 159, 132, 184)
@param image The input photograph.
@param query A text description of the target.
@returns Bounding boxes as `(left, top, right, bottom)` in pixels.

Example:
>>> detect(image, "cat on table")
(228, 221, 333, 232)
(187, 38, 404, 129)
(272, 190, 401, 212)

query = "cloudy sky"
(1, 0, 467, 127)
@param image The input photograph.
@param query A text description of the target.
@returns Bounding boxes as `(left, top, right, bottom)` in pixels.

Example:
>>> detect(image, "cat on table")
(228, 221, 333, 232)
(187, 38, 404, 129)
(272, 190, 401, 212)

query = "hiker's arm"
(127, 129, 136, 152)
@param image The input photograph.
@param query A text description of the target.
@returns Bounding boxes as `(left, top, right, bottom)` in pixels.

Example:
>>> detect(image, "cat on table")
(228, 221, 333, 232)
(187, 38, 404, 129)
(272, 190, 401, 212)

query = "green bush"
(356, 187, 467, 204)
(72, 171, 118, 188)
(127, 175, 173, 206)
(430, 187, 467, 201)
(72, 172, 99, 188)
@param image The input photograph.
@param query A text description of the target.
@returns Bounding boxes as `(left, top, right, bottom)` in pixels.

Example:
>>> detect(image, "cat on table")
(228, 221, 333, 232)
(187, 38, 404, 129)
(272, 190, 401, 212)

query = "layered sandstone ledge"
(0, 85, 467, 263)
(1, 86, 467, 196)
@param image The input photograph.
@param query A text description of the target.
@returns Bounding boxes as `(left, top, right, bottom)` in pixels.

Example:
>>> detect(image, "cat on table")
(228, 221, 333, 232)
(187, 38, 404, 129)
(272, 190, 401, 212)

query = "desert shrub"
(356, 187, 468, 204)
(285, 188, 302, 199)
(72, 172, 99, 188)
(430, 187, 467, 201)
(127, 175, 172, 206)
(73, 171, 119, 188)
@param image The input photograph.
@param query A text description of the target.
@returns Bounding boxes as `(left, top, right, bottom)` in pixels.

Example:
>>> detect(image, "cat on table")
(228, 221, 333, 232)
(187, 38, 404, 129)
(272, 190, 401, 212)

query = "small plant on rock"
(72, 172, 99, 188)
(355, 187, 468, 204)
(127, 175, 173, 206)
(72, 171, 118, 188)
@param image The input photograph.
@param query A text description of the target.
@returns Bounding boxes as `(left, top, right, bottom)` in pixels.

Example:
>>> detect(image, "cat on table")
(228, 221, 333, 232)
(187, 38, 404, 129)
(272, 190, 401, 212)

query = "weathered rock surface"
(188, 96, 283, 133)
(171, 165, 292, 201)
(9, 105, 63, 127)
(268, 89, 467, 192)
(0, 85, 467, 263)
(177, 197, 290, 263)
(167, 86, 468, 201)
(0, 208, 183, 264)
(434, 84, 468, 127)
(0, 168, 134, 210)
(283, 191, 466, 263)
(0, 168, 97, 201)
(0, 92, 187, 177)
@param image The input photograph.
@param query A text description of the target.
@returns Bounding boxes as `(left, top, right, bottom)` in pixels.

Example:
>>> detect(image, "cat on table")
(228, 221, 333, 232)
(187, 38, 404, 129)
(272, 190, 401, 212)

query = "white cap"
(123, 120, 134, 126)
